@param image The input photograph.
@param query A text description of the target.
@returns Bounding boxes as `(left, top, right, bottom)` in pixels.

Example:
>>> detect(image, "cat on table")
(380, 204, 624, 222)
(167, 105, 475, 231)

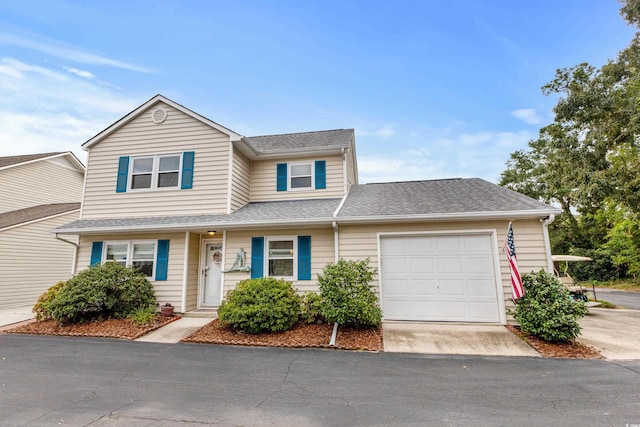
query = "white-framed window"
(289, 162, 313, 190)
(265, 236, 297, 279)
(130, 154, 181, 190)
(104, 240, 156, 278)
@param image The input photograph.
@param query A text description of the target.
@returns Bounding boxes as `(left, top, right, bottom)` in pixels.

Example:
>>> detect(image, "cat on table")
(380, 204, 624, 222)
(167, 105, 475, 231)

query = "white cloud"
(65, 67, 95, 79)
(0, 57, 144, 164)
(358, 124, 396, 138)
(357, 129, 534, 184)
(0, 33, 153, 73)
(511, 108, 543, 125)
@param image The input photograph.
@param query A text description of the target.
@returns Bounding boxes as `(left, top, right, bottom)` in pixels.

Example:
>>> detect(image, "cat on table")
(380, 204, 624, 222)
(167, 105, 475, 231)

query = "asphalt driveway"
(1, 335, 639, 426)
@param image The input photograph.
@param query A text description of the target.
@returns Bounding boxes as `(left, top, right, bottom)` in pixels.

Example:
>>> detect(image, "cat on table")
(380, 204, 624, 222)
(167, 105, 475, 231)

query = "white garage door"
(380, 234, 500, 322)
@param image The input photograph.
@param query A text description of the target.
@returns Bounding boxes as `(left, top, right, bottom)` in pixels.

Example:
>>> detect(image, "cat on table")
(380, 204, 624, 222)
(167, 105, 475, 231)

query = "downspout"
(55, 234, 79, 275)
(332, 221, 339, 263)
(541, 214, 555, 274)
(342, 147, 347, 194)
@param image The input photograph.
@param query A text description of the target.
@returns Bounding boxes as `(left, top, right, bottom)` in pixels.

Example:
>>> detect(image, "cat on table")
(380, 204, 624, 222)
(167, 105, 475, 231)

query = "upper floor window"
(289, 162, 313, 189)
(131, 154, 181, 190)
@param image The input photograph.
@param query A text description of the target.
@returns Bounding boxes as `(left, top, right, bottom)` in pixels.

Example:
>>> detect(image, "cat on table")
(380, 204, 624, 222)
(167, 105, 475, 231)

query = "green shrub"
(33, 281, 66, 320)
(49, 262, 156, 325)
(318, 258, 382, 329)
(300, 291, 325, 324)
(514, 270, 588, 342)
(218, 278, 301, 334)
(129, 305, 157, 326)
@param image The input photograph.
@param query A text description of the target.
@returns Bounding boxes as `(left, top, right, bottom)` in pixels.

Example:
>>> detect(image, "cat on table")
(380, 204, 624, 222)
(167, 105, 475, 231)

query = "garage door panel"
(437, 257, 463, 273)
(381, 234, 501, 322)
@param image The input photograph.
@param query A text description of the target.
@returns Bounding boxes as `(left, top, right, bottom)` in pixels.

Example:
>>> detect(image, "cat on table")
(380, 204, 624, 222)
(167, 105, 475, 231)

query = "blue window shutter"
(276, 163, 287, 191)
(116, 156, 129, 193)
(315, 160, 326, 189)
(251, 237, 264, 278)
(90, 242, 103, 266)
(181, 151, 195, 189)
(298, 236, 311, 280)
(156, 240, 170, 281)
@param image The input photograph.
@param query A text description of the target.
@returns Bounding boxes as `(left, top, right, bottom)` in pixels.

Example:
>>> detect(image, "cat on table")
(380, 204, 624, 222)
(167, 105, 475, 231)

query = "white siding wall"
(337, 219, 549, 316)
(345, 146, 357, 189)
(250, 155, 345, 201)
(0, 211, 79, 307)
(0, 159, 84, 214)
(222, 227, 335, 296)
(81, 102, 231, 219)
(230, 148, 250, 211)
(76, 232, 186, 309)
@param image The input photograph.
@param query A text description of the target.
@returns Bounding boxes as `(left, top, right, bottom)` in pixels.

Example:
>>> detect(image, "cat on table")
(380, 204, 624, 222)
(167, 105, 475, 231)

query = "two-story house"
(54, 95, 559, 324)
(0, 152, 85, 307)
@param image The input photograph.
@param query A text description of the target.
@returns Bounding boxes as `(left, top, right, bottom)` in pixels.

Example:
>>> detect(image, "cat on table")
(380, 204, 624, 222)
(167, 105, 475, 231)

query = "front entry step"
(183, 308, 217, 318)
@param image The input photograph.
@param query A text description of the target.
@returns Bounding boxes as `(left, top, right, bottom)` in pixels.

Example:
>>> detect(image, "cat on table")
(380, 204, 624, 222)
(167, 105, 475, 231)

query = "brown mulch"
(506, 325, 603, 359)
(6, 315, 179, 340)
(182, 319, 383, 352)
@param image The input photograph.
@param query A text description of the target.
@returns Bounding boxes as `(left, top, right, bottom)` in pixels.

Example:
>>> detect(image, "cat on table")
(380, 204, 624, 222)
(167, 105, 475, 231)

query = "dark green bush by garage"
(47, 262, 156, 325)
(514, 270, 587, 342)
(218, 278, 301, 334)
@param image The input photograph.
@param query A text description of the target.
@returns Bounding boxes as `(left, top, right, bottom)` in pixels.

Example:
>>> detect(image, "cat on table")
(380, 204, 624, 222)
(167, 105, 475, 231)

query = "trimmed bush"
(318, 258, 382, 329)
(514, 270, 588, 342)
(33, 281, 65, 320)
(218, 278, 301, 334)
(300, 291, 325, 324)
(49, 262, 156, 325)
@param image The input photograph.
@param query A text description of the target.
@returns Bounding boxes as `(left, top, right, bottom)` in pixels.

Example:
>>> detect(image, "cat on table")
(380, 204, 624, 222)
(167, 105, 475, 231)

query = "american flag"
(505, 222, 524, 300)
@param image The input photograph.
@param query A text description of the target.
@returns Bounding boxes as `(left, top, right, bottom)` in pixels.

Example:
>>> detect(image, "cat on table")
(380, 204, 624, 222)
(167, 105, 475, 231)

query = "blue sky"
(0, 1, 635, 183)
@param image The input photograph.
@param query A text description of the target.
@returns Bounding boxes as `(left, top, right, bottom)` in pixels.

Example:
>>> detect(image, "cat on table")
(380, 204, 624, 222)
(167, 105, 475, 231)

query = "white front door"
(202, 243, 222, 307)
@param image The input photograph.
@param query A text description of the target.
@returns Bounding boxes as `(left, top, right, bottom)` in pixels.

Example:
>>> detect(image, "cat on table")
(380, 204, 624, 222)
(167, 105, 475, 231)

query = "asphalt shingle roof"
(54, 199, 342, 232)
(337, 178, 556, 217)
(0, 203, 81, 229)
(0, 152, 63, 169)
(245, 129, 353, 153)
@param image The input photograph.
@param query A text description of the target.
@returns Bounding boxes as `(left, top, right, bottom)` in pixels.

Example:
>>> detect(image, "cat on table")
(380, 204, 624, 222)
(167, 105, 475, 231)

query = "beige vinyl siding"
(337, 219, 549, 316)
(250, 155, 345, 201)
(222, 227, 335, 295)
(76, 232, 186, 309)
(185, 232, 201, 311)
(0, 159, 84, 214)
(81, 102, 231, 219)
(230, 148, 250, 211)
(0, 211, 79, 308)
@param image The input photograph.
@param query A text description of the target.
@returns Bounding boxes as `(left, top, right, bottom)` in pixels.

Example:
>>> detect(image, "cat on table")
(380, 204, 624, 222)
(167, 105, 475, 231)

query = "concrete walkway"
(383, 322, 540, 357)
(134, 316, 213, 343)
(577, 308, 640, 360)
(0, 305, 34, 331)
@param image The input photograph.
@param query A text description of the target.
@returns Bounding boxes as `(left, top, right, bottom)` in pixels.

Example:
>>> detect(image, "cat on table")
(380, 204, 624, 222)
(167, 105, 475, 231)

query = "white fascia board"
(333, 209, 561, 224)
(82, 94, 243, 150)
(243, 146, 345, 161)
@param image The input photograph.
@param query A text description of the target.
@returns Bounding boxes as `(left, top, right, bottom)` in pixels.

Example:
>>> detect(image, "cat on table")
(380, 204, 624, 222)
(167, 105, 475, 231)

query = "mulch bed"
(506, 325, 603, 359)
(182, 319, 383, 352)
(5, 315, 179, 340)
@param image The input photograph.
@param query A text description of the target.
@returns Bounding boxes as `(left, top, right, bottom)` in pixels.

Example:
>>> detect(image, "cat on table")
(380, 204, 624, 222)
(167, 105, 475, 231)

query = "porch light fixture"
(207, 230, 216, 236)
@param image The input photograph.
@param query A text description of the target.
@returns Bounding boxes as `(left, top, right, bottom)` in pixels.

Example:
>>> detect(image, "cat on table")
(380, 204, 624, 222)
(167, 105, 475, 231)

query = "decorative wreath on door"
(212, 250, 222, 265)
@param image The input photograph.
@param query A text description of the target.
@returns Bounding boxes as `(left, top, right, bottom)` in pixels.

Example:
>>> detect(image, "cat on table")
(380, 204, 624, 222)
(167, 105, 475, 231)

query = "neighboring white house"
(0, 152, 85, 308)
(54, 94, 560, 324)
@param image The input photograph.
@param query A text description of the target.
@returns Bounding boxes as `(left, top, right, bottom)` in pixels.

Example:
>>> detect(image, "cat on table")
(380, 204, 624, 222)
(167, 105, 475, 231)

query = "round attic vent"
(151, 107, 168, 124)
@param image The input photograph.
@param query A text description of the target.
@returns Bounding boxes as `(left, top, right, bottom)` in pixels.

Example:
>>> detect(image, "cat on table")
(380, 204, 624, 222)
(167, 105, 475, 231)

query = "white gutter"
(181, 231, 190, 313)
(541, 214, 556, 273)
(54, 233, 79, 275)
(332, 221, 339, 262)
(341, 147, 347, 194)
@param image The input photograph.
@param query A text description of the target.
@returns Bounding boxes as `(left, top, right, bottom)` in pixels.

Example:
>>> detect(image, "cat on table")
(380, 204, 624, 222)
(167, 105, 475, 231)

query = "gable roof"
(336, 178, 559, 221)
(0, 152, 84, 172)
(82, 94, 244, 149)
(244, 129, 354, 156)
(0, 203, 81, 230)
